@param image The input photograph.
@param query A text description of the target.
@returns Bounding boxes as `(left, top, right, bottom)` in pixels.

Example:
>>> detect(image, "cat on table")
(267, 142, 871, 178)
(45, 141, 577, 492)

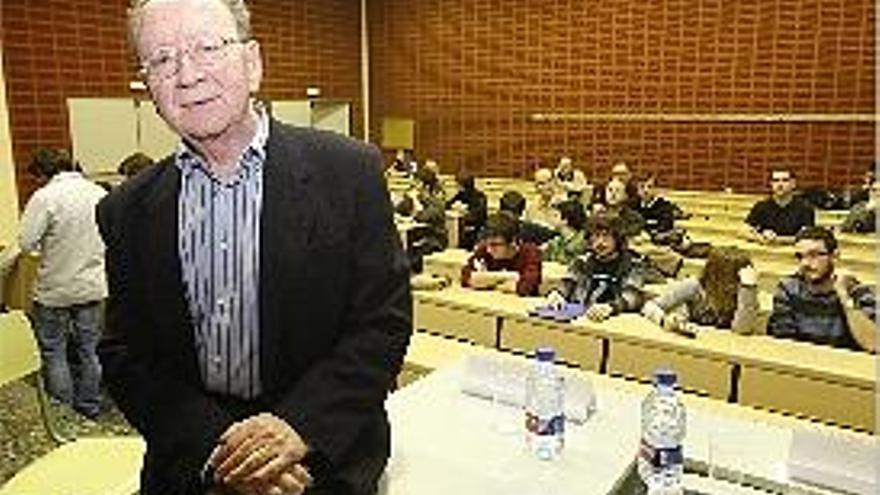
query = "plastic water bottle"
(524, 347, 565, 460)
(637, 368, 686, 494)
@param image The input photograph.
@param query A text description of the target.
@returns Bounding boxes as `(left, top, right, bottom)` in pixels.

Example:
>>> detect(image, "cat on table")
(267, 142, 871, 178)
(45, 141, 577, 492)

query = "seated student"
(642, 247, 760, 335)
(546, 214, 645, 321)
(117, 152, 155, 180)
(423, 158, 440, 175)
(743, 168, 815, 244)
(848, 162, 875, 205)
(841, 178, 878, 234)
(594, 177, 646, 239)
(636, 174, 678, 236)
(388, 149, 416, 177)
(553, 156, 589, 201)
(767, 226, 876, 352)
(610, 161, 640, 209)
(499, 190, 558, 245)
(446, 170, 488, 250)
(524, 168, 564, 229)
(398, 168, 449, 272)
(460, 212, 542, 296)
(543, 200, 588, 265)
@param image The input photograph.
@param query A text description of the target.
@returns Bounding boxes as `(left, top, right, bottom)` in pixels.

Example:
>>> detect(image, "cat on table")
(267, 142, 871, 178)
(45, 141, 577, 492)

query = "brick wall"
(2, 0, 362, 204)
(368, 0, 876, 192)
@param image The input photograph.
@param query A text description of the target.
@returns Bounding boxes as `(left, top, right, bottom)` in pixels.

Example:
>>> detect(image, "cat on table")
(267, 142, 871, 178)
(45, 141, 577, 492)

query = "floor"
(0, 366, 430, 485)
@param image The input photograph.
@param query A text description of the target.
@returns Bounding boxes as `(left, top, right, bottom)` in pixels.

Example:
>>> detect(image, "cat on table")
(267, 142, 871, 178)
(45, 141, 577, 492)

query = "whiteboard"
(312, 102, 350, 136)
(67, 98, 138, 175)
(137, 100, 178, 160)
(271, 101, 312, 127)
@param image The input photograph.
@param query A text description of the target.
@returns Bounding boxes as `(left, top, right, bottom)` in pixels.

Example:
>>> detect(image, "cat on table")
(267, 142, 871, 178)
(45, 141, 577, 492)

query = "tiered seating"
(393, 173, 877, 430)
(389, 174, 876, 289)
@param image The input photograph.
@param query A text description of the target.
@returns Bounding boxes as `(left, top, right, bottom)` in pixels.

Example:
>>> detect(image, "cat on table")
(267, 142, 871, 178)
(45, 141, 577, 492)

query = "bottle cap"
(535, 346, 555, 362)
(653, 368, 677, 386)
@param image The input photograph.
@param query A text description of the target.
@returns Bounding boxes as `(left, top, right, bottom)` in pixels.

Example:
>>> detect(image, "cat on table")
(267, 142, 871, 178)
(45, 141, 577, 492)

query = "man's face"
(795, 238, 834, 283)
(605, 179, 628, 207)
(770, 171, 795, 200)
(485, 236, 516, 260)
(558, 157, 572, 173)
(637, 179, 655, 201)
(868, 181, 880, 204)
(534, 170, 554, 199)
(136, 0, 263, 143)
(589, 229, 618, 260)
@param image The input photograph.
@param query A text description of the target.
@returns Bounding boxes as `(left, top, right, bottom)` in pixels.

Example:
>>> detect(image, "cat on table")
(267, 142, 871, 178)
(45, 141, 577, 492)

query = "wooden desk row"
(412, 286, 877, 432)
(677, 217, 877, 254)
(666, 229, 877, 275)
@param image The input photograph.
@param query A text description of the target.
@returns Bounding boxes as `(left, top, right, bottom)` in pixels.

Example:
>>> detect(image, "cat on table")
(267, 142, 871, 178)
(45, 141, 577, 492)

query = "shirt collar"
(175, 100, 270, 180)
(49, 171, 82, 183)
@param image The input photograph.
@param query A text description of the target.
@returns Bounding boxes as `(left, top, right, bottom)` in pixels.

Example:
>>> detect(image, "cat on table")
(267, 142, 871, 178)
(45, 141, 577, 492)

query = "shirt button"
(220, 241, 228, 251)
(212, 355, 222, 367)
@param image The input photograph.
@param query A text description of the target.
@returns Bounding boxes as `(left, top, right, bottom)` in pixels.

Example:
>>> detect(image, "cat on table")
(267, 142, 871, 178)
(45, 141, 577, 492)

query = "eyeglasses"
(795, 250, 830, 260)
(140, 37, 245, 80)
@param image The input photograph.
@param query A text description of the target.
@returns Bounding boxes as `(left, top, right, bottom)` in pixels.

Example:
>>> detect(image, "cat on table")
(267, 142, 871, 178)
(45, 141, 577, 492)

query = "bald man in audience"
(524, 168, 563, 229)
(767, 227, 875, 352)
(553, 156, 589, 201)
(742, 169, 814, 244)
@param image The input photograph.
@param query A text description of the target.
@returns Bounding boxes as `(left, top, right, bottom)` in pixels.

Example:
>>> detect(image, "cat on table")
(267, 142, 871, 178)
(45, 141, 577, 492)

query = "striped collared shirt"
(177, 109, 269, 399)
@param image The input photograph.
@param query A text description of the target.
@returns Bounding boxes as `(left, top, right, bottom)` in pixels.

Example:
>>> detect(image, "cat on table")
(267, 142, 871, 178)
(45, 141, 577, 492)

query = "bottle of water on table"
(637, 368, 686, 494)
(525, 346, 565, 461)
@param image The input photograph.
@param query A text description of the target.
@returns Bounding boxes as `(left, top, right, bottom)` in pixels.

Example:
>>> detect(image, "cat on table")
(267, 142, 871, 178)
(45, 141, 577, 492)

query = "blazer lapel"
(140, 165, 198, 367)
(259, 121, 314, 387)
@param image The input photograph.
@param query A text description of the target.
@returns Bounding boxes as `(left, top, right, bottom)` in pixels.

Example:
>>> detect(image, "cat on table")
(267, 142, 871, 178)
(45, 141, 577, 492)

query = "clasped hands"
(208, 413, 313, 495)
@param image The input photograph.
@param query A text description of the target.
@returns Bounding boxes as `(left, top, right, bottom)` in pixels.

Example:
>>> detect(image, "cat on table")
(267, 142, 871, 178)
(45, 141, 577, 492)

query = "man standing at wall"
(19, 148, 107, 419)
(98, 1, 411, 494)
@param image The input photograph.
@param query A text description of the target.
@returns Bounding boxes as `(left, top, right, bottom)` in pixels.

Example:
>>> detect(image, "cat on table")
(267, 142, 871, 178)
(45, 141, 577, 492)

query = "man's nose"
(175, 52, 205, 87)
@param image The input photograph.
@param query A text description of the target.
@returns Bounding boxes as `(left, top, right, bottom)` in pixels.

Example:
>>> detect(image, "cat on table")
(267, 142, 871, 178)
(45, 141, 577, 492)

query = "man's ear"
(245, 40, 263, 94)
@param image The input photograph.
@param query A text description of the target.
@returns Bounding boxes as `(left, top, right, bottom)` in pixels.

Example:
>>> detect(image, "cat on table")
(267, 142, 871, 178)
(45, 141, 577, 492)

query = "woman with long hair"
(642, 246, 760, 335)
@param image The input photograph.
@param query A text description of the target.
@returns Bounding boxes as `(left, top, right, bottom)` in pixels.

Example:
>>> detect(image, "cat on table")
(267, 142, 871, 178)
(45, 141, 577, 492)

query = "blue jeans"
(31, 301, 103, 416)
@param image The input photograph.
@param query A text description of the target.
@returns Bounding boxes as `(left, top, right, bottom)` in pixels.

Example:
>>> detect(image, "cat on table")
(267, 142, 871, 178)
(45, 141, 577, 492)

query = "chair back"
(0, 310, 40, 388)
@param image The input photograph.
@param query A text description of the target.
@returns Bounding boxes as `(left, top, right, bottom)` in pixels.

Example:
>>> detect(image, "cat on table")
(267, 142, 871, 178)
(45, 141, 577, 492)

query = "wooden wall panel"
(2, 0, 362, 204)
(369, 0, 876, 192)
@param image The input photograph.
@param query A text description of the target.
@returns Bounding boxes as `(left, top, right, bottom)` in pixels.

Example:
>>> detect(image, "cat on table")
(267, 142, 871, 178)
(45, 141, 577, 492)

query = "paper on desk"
(460, 354, 597, 424)
(787, 427, 879, 495)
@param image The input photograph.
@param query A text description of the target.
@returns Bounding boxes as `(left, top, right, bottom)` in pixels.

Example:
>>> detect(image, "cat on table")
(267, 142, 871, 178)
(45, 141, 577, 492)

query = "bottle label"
(638, 439, 683, 468)
(525, 412, 565, 436)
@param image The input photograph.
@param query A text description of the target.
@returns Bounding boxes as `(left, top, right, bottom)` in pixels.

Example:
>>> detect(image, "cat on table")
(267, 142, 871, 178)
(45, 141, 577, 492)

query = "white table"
(379, 355, 874, 494)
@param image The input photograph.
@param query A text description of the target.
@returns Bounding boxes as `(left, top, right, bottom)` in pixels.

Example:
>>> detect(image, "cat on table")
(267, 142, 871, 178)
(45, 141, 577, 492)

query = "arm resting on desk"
(841, 284, 877, 353)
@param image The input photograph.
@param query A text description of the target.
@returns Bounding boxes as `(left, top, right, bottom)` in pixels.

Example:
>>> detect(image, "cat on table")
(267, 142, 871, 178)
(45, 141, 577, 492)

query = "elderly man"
(98, 1, 411, 494)
(553, 156, 589, 200)
(524, 167, 563, 229)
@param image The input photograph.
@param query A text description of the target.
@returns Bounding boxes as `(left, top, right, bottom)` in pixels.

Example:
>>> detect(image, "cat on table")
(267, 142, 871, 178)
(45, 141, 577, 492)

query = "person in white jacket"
(19, 148, 107, 418)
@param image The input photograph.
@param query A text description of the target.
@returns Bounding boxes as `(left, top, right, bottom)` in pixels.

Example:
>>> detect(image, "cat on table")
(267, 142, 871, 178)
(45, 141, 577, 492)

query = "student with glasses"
(98, 1, 411, 494)
(766, 226, 876, 352)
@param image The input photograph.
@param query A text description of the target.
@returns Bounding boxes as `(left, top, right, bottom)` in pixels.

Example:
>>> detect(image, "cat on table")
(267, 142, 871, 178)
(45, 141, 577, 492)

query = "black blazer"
(97, 120, 412, 495)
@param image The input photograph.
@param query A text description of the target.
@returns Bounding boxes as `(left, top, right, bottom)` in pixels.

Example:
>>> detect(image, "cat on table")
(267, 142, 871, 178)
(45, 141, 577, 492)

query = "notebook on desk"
(528, 302, 586, 322)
